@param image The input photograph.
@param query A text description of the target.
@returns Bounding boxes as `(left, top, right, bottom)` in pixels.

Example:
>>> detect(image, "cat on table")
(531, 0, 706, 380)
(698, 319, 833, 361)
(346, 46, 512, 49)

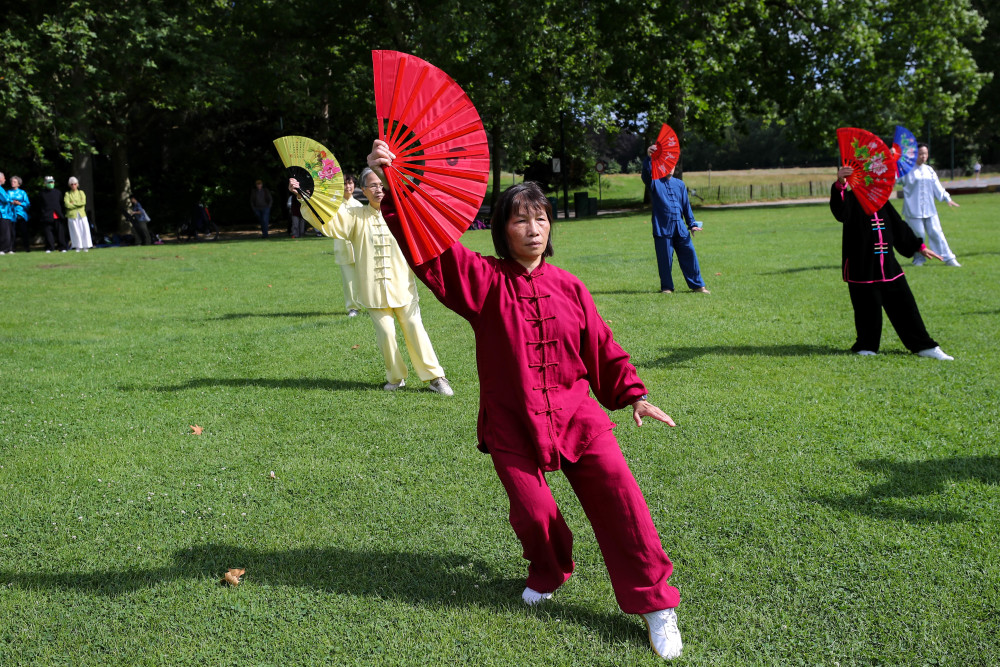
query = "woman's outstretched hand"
(367, 140, 395, 184)
(632, 400, 676, 427)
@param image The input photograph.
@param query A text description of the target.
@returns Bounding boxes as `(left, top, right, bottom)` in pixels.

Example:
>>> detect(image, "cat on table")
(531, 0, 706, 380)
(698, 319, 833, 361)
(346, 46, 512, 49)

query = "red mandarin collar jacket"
(381, 195, 647, 471)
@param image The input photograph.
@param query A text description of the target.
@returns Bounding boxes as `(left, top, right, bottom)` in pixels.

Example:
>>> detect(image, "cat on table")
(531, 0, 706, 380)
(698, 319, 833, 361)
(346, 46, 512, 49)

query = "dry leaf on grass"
(189, 425, 203, 435)
(268, 471, 276, 479)
(351, 345, 359, 350)
(221, 568, 245, 586)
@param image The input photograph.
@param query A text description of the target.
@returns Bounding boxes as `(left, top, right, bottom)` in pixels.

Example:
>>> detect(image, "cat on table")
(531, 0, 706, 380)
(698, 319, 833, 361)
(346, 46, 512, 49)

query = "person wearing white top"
(334, 174, 364, 317)
(901, 143, 961, 267)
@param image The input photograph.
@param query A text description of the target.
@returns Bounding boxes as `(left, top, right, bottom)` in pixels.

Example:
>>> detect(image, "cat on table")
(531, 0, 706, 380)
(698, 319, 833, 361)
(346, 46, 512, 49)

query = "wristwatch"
(637, 394, 648, 403)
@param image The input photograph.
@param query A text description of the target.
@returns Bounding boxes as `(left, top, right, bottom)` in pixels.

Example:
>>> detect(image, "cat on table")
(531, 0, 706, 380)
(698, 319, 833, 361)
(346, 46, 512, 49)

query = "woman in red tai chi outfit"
(368, 140, 684, 660)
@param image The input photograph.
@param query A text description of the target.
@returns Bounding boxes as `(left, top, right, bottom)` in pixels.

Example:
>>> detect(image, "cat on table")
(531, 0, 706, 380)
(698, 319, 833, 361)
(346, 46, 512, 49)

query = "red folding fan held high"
(837, 127, 898, 216)
(372, 50, 490, 264)
(650, 123, 680, 179)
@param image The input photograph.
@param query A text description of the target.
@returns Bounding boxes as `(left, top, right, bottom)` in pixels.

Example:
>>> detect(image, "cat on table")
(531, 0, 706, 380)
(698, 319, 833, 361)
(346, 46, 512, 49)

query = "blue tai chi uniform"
(641, 157, 705, 291)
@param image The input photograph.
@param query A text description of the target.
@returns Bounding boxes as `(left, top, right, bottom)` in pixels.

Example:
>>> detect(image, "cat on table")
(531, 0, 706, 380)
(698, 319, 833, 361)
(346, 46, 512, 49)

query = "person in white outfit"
(901, 143, 960, 267)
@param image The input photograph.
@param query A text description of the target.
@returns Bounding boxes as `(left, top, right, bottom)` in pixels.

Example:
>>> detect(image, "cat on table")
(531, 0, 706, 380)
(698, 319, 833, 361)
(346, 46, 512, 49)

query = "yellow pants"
(338, 263, 363, 312)
(368, 301, 444, 384)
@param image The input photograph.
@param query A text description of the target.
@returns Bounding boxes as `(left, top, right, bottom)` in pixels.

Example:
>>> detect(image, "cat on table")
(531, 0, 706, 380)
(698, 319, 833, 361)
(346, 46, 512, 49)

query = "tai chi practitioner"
(641, 145, 709, 294)
(901, 143, 961, 267)
(831, 166, 953, 360)
(334, 174, 364, 317)
(7, 176, 31, 253)
(0, 172, 13, 255)
(288, 169, 453, 395)
(64, 177, 93, 252)
(369, 140, 684, 660)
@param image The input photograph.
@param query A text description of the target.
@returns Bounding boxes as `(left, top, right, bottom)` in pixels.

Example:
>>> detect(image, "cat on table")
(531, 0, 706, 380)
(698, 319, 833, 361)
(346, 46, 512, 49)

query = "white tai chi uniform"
(334, 197, 364, 313)
(901, 164, 957, 263)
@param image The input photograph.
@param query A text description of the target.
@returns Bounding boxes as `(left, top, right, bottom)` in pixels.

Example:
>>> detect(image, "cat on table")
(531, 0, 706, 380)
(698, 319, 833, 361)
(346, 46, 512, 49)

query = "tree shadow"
(760, 264, 840, 275)
(0, 544, 641, 647)
(643, 343, 844, 366)
(122, 377, 374, 392)
(809, 456, 1000, 523)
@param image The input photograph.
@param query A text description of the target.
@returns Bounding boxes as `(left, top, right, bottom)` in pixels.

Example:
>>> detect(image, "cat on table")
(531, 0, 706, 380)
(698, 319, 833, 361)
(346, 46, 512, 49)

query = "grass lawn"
(1, 194, 998, 665)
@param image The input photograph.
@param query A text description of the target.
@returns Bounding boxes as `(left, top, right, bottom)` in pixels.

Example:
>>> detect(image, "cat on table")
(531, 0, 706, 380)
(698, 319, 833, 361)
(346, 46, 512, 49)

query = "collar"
(505, 257, 548, 279)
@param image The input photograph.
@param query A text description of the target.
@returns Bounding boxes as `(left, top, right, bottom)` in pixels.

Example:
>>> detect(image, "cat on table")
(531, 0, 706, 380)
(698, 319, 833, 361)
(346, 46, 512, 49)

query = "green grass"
(2, 195, 998, 665)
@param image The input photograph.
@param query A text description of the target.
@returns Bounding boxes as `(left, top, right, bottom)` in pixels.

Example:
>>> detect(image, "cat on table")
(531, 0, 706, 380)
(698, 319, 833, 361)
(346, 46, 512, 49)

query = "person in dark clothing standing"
(830, 165, 953, 360)
(250, 179, 273, 238)
(38, 176, 69, 252)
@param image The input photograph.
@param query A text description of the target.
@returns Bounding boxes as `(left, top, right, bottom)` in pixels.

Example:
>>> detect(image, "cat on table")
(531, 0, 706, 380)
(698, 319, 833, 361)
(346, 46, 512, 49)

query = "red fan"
(372, 50, 490, 264)
(836, 127, 897, 216)
(650, 123, 680, 179)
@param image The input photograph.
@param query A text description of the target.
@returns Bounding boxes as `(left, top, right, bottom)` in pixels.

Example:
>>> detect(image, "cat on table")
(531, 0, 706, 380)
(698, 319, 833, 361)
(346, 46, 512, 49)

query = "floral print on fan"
(852, 138, 891, 186)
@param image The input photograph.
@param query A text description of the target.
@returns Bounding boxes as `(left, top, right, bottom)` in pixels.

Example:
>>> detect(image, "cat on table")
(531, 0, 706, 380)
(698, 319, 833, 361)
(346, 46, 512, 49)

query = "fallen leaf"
(351, 345, 359, 350)
(269, 471, 276, 479)
(221, 568, 245, 586)
(190, 425, 203, 435)
(715, 272, 722, 276)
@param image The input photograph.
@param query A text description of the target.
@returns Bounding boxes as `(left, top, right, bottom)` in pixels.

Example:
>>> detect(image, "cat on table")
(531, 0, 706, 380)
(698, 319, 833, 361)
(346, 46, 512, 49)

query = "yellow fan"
(272, 135, 345, 231)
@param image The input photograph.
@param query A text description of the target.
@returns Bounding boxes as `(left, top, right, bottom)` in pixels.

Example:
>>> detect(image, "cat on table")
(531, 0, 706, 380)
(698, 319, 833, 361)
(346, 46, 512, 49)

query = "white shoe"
(383, 378, 406, 391)
(917, 346, 954, 361)
(61, 249, 67, 253)
(944, 259, 961, 267)
(75, 249, 81, 252)
(912, 256, 926, 266)
(347, 309, 360, 317)
(46, 250, 52, 253)
(643, 608, 683, 660)
(856, 350, 877, 356)
(0, 251, 5, 255)
(428, 377, 454, 396)
(522, 587, 553, 606)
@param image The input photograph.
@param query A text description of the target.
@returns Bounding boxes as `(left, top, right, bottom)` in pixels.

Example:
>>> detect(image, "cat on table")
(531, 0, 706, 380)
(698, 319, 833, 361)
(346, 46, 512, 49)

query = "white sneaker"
(944, 259, 961, 267)
(642, 608, 683, 660)
(856, 350, 877, 356)
(383, 378, 406, 391)
(917, 346, 954, 361)
(46, 250, 52, 253)
(521, 587, 553, 606)
(912, 256, 926, 266)
(347, 309, 360, 317)
(428, 377, 454, 396)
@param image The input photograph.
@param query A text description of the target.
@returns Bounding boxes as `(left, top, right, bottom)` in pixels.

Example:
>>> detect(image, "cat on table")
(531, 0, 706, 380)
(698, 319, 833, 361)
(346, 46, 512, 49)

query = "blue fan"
(893, 125, 918, 178)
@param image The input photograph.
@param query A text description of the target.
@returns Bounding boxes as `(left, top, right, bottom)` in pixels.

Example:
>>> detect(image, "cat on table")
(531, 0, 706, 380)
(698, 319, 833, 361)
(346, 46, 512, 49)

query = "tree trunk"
(490, 125, 504, 213)
(71, 142, 97, 230)
(110, 138, 132, 235)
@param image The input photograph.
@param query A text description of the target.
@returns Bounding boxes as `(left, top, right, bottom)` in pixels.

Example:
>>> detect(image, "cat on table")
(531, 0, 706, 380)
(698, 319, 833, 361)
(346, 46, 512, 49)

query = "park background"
(1, 2, 999, 665)
(1, 0, 998, 234)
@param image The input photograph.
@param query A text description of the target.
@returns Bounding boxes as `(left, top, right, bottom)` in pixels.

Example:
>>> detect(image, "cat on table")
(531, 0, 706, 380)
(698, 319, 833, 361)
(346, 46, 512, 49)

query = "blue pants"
(253, 207, 271, 237)
(653, 232, 704, 291)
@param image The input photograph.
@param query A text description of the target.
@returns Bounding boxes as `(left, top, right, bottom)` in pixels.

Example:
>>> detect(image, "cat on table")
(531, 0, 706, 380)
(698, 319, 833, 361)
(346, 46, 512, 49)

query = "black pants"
(848, 278, 937, 353)
(0, 218, 12, 253)
(42, 218, 69, 251)
(13, 219, 32, 251)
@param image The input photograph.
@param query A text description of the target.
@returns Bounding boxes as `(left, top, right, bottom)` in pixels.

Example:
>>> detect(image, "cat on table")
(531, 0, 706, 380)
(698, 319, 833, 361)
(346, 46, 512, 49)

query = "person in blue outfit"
(8, 176, 31, 253)
(641, 144, 709, 294)
(0, 171, 14, 255)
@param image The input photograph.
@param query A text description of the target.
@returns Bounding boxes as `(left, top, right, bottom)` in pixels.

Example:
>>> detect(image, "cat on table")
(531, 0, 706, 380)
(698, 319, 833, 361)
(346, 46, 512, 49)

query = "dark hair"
(917, 142, 928, 150)
(343, 173, 355, 185)
(490, 181, 554, 259)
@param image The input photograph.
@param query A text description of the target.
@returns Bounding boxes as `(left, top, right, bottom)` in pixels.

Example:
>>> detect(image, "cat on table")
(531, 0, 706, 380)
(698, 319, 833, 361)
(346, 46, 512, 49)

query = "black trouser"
(42, 217, 69, 251)
(132, 219, 152, 245)
(0, 218, 12, 253)
(13, 219, 32, 251)
(847, 278, 937, 353)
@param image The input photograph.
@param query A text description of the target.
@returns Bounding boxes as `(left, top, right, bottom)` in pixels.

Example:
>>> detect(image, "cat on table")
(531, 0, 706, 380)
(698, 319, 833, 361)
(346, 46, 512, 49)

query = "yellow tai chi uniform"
(319, 202, 445, 385)
(333, 197, 364, 312)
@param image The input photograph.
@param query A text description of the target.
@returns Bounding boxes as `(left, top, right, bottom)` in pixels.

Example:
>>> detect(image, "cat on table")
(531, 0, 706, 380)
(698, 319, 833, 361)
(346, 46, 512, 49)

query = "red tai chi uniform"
(382, 197, 679, 614)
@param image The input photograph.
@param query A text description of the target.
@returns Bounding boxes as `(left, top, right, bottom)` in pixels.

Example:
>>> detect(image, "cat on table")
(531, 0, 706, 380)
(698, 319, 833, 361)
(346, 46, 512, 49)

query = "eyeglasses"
(364, 183, 384, 191)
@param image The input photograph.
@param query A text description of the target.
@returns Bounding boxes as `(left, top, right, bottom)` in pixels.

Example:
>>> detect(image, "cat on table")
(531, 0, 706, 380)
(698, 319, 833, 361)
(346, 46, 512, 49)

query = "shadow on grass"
(124, 377, 374, 392)
(0, 544, 642, 647)
(211, 311, 341, 320)
(810, 455, 1000, 523)
(644, 343, 844, 366)
(760, 264, 839, 275)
